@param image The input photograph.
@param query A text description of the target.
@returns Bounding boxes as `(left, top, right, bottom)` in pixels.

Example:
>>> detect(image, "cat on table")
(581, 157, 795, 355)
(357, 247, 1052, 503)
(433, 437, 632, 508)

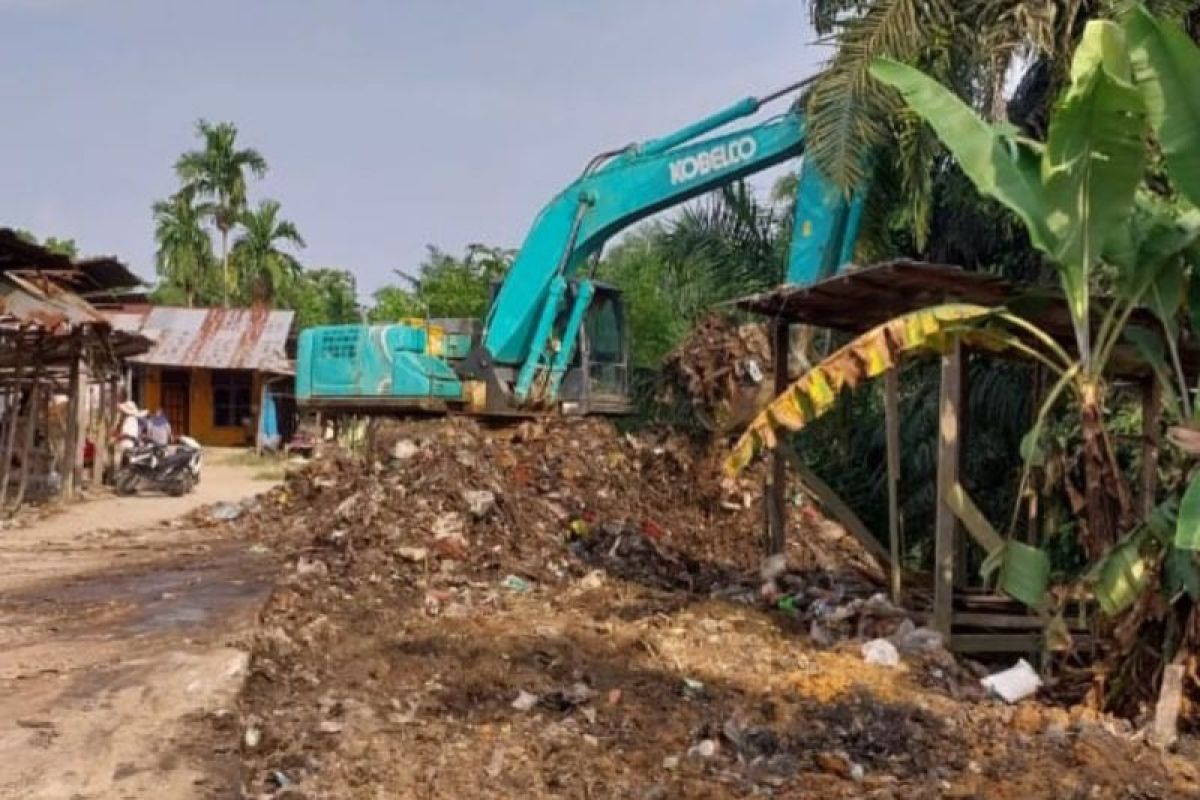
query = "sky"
(1, 0, 825, 295)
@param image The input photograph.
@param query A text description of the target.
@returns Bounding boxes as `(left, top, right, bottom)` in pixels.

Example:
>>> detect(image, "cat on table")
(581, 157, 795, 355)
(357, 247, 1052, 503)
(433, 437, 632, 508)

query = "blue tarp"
(258, 386, 281, 451)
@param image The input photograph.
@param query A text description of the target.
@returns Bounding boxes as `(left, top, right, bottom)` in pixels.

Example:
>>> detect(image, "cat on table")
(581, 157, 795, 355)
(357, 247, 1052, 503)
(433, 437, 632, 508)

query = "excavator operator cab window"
(582, 286, 629, 405)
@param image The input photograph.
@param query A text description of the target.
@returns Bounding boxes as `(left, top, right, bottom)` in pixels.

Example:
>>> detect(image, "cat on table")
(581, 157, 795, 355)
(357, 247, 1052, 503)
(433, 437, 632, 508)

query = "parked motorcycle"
(113, 436, 202, 497)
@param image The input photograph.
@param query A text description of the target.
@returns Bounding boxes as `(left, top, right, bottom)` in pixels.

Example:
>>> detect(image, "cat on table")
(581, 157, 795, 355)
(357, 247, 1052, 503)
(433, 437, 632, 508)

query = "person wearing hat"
(115, 400, 146, 463)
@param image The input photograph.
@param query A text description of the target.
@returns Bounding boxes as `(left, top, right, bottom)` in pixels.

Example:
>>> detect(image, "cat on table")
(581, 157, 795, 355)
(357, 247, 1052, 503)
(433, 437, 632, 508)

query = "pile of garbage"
(225, 416, 1200, 798)
(245, 415, 880, 581)
(656, 313, 775, 433)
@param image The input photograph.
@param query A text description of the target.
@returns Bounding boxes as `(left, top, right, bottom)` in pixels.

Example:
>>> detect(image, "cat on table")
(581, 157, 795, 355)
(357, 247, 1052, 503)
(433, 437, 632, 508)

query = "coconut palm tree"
(799, 0, 1200, 251)
(152, 189, 213, 307)
(175, 120, 268, 307)
(231, 199, 305, 304)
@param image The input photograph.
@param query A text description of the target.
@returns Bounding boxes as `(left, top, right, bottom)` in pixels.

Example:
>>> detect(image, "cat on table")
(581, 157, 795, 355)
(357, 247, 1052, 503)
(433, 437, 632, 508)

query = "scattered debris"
(861, 638, 900, 667)
(501, 574, 531, 593)
(1151, 664, 1185, 750)
(227, 415, 1198, 798)
(210, 502, 243, 522)
(657, 313, 774, 432)
(461, 489, 497, 519)
(243, 726, 261, 749)
(511, 691, 539, 712)
(396, 546, 428, 562)
(391, 439, 419, 461)
(982, 659, 1043, 704)
(889, 620, 946, 655)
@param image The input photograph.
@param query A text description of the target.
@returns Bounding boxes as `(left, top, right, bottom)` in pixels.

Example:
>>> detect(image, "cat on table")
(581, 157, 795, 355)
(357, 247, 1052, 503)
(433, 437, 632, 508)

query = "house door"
(160, 370, 190, 436)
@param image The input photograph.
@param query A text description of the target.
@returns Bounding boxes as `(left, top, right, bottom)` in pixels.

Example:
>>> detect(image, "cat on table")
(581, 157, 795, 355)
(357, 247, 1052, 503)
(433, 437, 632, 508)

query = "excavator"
(296, 81, 864, 416)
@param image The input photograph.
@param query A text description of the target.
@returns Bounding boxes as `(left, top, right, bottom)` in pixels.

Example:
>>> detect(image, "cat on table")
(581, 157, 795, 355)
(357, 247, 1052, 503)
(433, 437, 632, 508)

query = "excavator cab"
(562, 282, 631, 414)
(482, 278, 632, 415)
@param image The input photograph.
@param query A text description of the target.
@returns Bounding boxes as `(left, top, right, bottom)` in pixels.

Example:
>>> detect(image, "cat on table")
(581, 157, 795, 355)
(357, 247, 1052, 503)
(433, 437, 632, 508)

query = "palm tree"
(798, 0, 1200, 255)
(175, 120, 268, 307)
(152, 189, 213, 307)
(231, 199, 305, 304)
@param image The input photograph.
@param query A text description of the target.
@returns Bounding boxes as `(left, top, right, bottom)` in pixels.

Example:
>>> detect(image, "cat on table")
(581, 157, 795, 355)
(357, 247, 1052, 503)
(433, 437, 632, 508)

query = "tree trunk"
(221, 226, 229, 308)
(1079, 380, 1135, 559)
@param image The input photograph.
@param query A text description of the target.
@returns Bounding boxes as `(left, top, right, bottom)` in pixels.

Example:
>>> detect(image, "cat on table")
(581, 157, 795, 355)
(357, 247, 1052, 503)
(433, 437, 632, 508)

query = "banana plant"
(729, 7, 1200, 619)
(871, 7, 1200, 556)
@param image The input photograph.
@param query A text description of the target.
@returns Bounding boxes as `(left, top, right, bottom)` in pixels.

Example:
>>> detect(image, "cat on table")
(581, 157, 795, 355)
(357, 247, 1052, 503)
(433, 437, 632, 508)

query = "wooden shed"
(736, 260, 1185, 654)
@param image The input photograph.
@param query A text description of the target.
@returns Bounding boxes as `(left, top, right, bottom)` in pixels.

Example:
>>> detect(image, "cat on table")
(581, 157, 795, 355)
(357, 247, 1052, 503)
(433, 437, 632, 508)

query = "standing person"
(115, 400, 145, 464)
(148, 408, 172, 447)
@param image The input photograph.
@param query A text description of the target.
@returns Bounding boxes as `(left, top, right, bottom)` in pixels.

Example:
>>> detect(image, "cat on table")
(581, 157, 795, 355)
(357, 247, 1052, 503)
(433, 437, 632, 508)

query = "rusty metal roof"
(104, 306, 295, 374)
(0, 272, 109, 330)
(0, 228, 145, 292)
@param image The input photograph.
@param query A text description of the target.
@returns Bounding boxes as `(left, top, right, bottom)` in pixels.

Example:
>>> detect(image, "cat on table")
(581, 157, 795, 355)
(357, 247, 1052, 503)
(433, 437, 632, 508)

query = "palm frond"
(803, 0, 953, 190)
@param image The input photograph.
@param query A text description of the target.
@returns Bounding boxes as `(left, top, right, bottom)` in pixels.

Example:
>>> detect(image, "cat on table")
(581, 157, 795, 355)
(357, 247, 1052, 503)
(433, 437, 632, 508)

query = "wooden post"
(61, 330, 84, 500)
(884, 368, 903, 603)
(12, 363, 43, 513)
(72, 349, 88, 493)
(934, 337, 963, 639)
(765, 319, 789, 556)
(91, 373, 108, 487)
(1141, 379, 1162, 520)
(0, 333, 28, 508)
(954, 350, 971, 587)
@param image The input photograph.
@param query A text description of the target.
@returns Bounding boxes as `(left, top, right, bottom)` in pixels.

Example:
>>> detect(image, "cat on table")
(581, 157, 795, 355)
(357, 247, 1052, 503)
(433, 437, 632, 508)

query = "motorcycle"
(113, 436, 203, 497)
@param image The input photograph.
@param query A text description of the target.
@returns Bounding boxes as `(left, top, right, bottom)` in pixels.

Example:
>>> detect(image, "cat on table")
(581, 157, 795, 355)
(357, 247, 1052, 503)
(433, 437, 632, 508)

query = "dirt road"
(0, 452, 281, 799)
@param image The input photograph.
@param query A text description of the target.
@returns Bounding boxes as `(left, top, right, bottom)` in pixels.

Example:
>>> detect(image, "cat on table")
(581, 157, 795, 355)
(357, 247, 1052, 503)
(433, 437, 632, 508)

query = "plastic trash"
(511, 690, 539, 712)
(861, 638, 901, 667)
(980, 658, 1042, 703)
(391, 439, 419, 461)
(211, 502, 243, 521)
(890, 620, 946, 654)
(501, 574, 531, 593)
(462, 489, 497, 518)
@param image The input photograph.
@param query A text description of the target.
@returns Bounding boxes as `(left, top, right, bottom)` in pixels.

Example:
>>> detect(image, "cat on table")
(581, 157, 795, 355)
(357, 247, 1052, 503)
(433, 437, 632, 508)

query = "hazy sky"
(1, 0, 824, 294)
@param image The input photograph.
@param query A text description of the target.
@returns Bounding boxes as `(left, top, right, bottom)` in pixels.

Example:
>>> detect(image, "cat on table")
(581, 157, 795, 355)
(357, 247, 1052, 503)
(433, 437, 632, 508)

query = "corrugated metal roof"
(0, 228, 146, 291)
(0, 272, 107, 329)
(105, 306, 295, 374)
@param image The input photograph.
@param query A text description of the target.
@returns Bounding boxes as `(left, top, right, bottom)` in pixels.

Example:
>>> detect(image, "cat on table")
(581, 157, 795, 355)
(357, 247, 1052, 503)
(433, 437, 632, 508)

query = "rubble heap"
(225, 417, 1199, 798)
(657, 314, 775, 433)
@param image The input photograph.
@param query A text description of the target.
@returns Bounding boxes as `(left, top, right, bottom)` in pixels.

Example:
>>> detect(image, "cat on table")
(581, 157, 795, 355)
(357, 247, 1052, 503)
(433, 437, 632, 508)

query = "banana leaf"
(1125, 6, 1200, 209)
(1164, 546, 1200, 601)
(1042, 21, 1146, 351)
(998, 540, 1051, 610)
(1095, 537, 1150, 616)
(724, 304, 998, 474)
(1176, 472, 1200, 550)
(869, 59, 1054, 258)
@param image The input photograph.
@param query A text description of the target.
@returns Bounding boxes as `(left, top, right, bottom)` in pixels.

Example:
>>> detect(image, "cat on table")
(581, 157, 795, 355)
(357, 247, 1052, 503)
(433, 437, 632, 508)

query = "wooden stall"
(736, 260, 1185, 653)
(0, 230, 150, 511)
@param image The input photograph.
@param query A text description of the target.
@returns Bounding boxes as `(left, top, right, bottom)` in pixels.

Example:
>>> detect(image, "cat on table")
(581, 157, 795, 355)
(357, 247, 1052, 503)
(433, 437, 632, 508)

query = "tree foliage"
(283, 268, 361, 329)
(152, 190, 214, 307)
(368, 244, 514, 322)
(174, 120, 269, 306)
(231, 199, 305, 303)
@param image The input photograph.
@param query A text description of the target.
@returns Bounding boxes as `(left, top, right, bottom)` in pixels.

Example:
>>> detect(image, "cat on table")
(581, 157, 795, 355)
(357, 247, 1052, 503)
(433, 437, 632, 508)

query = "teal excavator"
(296, 81, 865, 416)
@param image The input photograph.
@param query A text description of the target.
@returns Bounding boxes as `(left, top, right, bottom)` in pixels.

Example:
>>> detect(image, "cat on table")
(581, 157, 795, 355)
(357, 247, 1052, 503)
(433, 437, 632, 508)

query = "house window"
(212, 370, 252, 428)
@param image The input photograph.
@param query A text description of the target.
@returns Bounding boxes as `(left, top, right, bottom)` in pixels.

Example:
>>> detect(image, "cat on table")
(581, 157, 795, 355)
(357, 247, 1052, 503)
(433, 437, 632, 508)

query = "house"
(104, 305, 295, 447)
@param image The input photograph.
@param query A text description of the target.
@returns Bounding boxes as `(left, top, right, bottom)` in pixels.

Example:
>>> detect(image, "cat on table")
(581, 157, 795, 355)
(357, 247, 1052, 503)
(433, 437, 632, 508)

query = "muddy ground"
(227, 418, 1200, 799)
(0, 453, 279, 799)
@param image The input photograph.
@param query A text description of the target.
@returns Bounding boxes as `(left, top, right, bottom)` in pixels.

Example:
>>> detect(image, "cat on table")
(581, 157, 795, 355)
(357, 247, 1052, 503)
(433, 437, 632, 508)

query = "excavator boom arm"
(483, 99, 810, 365)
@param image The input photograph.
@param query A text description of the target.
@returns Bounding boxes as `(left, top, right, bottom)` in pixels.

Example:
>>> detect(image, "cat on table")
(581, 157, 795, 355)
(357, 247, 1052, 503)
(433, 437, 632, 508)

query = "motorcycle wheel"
(114, 469, 137, 496)
(168, 472, 195, 497)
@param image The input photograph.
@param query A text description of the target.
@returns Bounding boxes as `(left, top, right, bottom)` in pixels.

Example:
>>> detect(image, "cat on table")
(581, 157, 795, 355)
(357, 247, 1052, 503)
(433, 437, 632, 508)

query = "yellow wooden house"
(104, 305, 295, 447)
